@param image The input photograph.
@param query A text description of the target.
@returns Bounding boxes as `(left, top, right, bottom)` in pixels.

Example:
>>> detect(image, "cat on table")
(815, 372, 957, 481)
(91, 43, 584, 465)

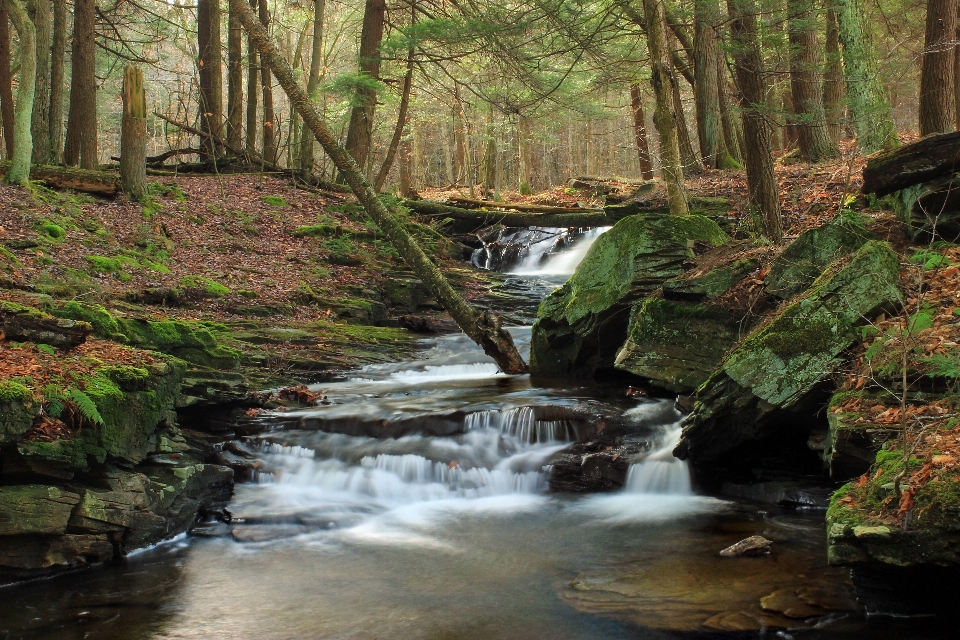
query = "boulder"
(891, 175, 960, 242)
(719, 535, 772, 557)
(674, 241, 902, 480)
(0, 485, 81, 536)
(764, 211, 874, 299)
(0, 380, 38, 444)
(0, 301, 92, 349)
(822, 392, 899, 480)
(530, 214, 729, 377)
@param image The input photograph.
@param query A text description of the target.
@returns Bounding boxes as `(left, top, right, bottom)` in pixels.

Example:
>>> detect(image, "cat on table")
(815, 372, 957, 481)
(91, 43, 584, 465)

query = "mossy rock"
(51, 301, 124, 340)
(0, 485, 81, 536)
(892, 176, 960, 242)
(382, 277, 429, 313)
(676, 241, 902, 474)
(662, 257, 758, 299)
(0, 301, 92, 349)
(765, 211, 874, 299)
(614, 297, 742, 393)
(0, 381, 39, 444)
(823, 391, 900, 481)
(117, 318, 241, 369)
(530, 213, 730, 378)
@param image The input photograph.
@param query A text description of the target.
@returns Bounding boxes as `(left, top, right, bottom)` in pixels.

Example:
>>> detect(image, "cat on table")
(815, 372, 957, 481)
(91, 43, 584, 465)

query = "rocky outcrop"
(530, 214, 729, 377)
(0, 301, 92, 349)
(674, 241, 902, 482)
(821, 392, 899, 480)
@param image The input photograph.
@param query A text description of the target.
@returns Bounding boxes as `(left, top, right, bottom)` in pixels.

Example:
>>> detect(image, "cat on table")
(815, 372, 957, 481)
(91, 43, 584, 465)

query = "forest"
(2, 0, 960, 637)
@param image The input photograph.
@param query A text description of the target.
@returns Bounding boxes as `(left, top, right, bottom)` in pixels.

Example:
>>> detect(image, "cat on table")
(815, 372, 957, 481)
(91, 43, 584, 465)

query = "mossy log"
(444, 195, 603, 214)
(0, 161, 119, 195)
(229, 0, 527, 374)
(861, 131, 960, 196)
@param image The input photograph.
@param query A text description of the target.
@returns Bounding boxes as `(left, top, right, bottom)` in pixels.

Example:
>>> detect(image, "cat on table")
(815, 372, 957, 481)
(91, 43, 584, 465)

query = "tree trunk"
(299, 0, 325, 175)
(788, 0, 839, 161)
(629, 84, 654, 180)
(227, 0, 528, 374)
(28, 0, 50, 164)
(454, 85, 467, 185)
(64, 0, 97, 168)
(718, 53, 744, 164)
(0, 161, 119, 193)
(0, 8, 13, 158)
(258, 0, 276, 164)
(955, 18, 960, 131)
(823, 7, 844, 143)
(245, 0, 259, 153)
(834, 0, 899, 152)
(398, 121, 414, 197)
(340, 0, 385, 181)
(197, 0, 224, 159)
(693, 0, 724, 168)
(482, 117, 496, 198)
(920, 0, 957, 135)
(374, 28, 413, 192)
(727, 0, 782, 242)
(672, 76, 701, 173)
(120, 66, 147, 199)
(861, 130, 960, 195)
(518, 115, 532, 194)
(227, 0, 244, 150)
(49, 0, 65, 163)
(2, 0, 34, 184)
(642, 0, 689, 215)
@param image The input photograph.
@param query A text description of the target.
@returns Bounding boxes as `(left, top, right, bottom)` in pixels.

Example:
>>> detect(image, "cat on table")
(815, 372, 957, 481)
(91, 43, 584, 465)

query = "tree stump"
(120, 65, 147, 199)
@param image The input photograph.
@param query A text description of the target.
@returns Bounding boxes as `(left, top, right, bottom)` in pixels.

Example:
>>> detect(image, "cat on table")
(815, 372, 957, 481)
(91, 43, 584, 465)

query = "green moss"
(261, 195, 288, 207)
(86, 255, 121, 274)
(293, 224, 341, 238)
(0, 380, 33, 404)
(179, 275, 230, 298)
(100, 365, 151, 390)
(0, 244, 21, 266)
(117, 318, 240, 369)
(663, 257, 758, 298)
(37, 222, 66, 240)
(53, 301, 122, 338)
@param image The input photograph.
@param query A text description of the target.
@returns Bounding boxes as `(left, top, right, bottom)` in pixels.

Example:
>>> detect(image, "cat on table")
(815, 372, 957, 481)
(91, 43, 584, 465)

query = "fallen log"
(154, 112, 284, 173)
(147, 148, 202, 164)
(230, 0, 528, 375)
(0, 161, 120, 195)
(446, 196, 602, 214)
(862, 131, 960, 196)
(403, 199, 614, 228)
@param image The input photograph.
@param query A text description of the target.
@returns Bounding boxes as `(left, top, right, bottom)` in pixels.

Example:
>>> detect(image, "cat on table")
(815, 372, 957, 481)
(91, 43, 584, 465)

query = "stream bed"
(1, 230, 954, 639)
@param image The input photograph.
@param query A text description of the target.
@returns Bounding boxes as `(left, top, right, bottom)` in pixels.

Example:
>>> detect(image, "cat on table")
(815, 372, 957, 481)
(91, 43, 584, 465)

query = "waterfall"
(622, 427, 692, 495)
(471, 226, 610, 275)
(463, 407, 578, 444)
(509, 227, 610, 276)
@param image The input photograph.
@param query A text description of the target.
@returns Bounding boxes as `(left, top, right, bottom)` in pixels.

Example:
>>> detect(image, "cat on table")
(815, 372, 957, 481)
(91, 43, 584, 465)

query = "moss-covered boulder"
(891, 175, 960, 242)
(823, 392, 900, 480)
(764, 212, 874, 299)
(530, 214, 729, 377)
(0, 380, 38, 444)
(0, 301, 92, 349)
(662, 257, 758, 299)
(675, 241, 902, 478)
(614, 298, 742, 393)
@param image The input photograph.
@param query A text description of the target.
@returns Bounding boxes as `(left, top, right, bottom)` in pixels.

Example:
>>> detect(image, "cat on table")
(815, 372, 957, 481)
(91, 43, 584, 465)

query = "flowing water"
(1, 230, 951, 639)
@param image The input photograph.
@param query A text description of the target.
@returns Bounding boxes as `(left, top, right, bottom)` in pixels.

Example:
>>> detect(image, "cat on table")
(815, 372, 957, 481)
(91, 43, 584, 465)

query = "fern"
(42, 384, 66, 418)
(66, 387, 104, 426)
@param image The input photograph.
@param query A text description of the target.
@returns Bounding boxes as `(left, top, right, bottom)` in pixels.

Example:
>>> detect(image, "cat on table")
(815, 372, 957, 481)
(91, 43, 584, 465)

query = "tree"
(693, 0, 727, 168)
(787, 0, 839, 161)
(374, 9, 414, 192)
(120, 65, 146, 199)
(0, 7, 14, 158)
(298, 0, 325, 175)
(227, 0, 244, 150)
(629, 83, 654, 180)
(642, 0, 688, 215)
(49, 0, 66, 163)
(28, 0, 51, 164)
(228, 0, 528, 374)
(340, 0, 386, 180)
(823, 6, 844, 143)
(258, 0, 276, 164)
(727, 0, 782, 241)
(64, 0, 98, 169)
(834, 0, 899, 152)
(1, 0, 35, 184)
(919, 0, 957, 135)
(245, 0, 259, 153)
(197, 0, 224, 159)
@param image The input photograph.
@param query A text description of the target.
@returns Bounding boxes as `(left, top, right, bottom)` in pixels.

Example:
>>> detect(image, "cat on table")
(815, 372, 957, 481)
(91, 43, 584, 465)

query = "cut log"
(228, 0, 527, 375)
(862, 131, 960, 196)
(0, 161, 119, 195)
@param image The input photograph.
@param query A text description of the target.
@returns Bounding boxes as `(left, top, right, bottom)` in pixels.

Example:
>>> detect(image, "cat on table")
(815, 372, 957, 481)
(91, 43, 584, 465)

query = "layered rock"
(530, 214, 729, 377)
(674, 241, 902, 481)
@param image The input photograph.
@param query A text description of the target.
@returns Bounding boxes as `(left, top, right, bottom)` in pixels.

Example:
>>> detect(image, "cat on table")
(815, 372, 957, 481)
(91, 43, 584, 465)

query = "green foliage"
(260, 195, 289, 207)
(179, 275, 230, 297)
(66, 387, 104, 425)
(907, 306, 936, 334)
(148, 182, 187, 201)
(36, 344, 56, 356)
(909, 248, 951, 270)
(293, 224, 341, 238)
(37, 222, 66, 240)
(41, 384, 104, 426)
(921, 351, 960, 379)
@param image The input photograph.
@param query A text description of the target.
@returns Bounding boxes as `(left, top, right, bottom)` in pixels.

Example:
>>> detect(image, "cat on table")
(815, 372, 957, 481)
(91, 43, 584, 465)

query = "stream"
(0, 229, 952, 639)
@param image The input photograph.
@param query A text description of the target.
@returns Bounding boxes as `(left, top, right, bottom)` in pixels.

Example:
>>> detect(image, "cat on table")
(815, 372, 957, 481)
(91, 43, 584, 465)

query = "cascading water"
(509, 226, 611, 277)
(470, 226, 610, 277)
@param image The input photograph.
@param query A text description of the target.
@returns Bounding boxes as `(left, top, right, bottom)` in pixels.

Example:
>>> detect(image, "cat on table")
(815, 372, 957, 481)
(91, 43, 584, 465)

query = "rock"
(530, 214, 729, 377)
(0, 301, 92, 349)
(0, 380, 39, 444)
(397, 314, 458, 333)
(614, 297, 742, 393)
(0, 485, 81, 536)
(891, 174, 960, 241)
(189, 521, 233, 537)
(662, 256, 758, 300)
(823, 393, 900, 480)
(675, 241, 902, 479)
(0, 534, 113, 577)
(764, 212, 874, 299)
(720, 481, 833, 508)
(719, 535, 773, 557)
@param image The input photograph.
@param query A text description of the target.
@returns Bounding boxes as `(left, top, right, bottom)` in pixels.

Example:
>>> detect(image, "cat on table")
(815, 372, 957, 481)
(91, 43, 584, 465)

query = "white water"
(509, 226, 611, 276)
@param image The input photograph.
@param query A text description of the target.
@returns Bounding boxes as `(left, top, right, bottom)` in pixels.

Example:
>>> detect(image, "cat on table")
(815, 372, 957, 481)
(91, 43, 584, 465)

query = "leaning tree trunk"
(629, 84, 654, 180)
(227, 0, 527, 374)
(788, 0, 839, 161)
(919, 0, 957, 136)
(834, 0, 899, 153)
(2, 0, 34, 184)
(728, 0, 782, 242)
(64, 0, 97, 168)
(642, 0, 689, 215)
(120, 66, 147, 199)
(823, 7, 844, 143)
(374, 30, 414, 192)
(299, 0, 325, 175)
(49, 0, 66, 163)
(0, 7, 14, 158)
(28, 0, 51, 164)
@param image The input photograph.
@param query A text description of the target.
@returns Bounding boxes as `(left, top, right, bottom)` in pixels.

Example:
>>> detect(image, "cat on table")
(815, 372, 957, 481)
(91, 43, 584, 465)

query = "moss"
(100, 365, 151, 390)
(0, 244, 21, 266)
(261, 195, 288, 207)
(0, 380, 33, 404)
(663, 257, 758, 298)
(179, 275, 230, 298)
(37, 222, 66, 240)
(86, 255, 122, 274)
(117, 318, 240, 369)
(53, 301, 122, 339)
(293, 224, 341, 238)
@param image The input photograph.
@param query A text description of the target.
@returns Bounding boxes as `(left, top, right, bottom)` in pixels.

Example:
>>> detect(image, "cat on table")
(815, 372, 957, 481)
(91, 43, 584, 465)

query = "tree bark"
(197, 0, 224, 159)
(788, 0, 839, 161)
(228, 0, 528, 374)
(823, 7, 844, 143)
(642, 0, 688, 215)
(727, 0, 782, 242)
(693, 0, 724, 168)
(861, 130, 960, 195)
(920, 0, 957, 135)
(629, 84, 654, 180)
(834, 0, 899, 152)
(258, 0, 276, 164)
(374, 29, 413, 192)
(49, 0, 65, 163)
(245, 0, 259, 153)
(299, 0, 325, 175)
(227, 0, 244, 150)
(340, 0, 385, 181)
(718, 53, 744, 164)
(120, 66, 147, 199)
(482, 117, 497, 198)
(518, 115, 533, 194)
(2, 0, 34, 184)
(64, 0, 97, 169)
(0, 7, 13, 158)
(672, 75, 701, 173)
(28, 0, 50, 164)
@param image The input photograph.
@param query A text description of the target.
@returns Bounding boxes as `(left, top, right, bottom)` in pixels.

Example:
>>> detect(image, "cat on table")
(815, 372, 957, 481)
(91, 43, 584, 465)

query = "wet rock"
(0, 380, 39, 444)
(823, 394, 899, 480)
(189, 521, 233, 538)
(0, 485, 81, 535)
(0, 301, 92, 349)
(0, 534, 113, 576)
(530, 214, 729, 378)
(548, 439, 640, 492)
(719, 535, 773, 557)
(721, 481, 832, 508)
(397, 314, 458, 334)
(760, 585, 858, 618)
(675, 241, 902, 480)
